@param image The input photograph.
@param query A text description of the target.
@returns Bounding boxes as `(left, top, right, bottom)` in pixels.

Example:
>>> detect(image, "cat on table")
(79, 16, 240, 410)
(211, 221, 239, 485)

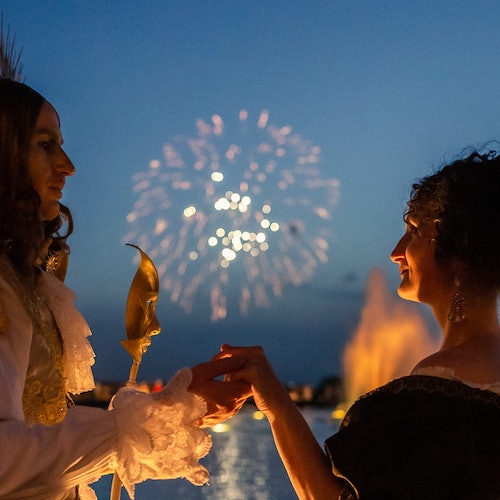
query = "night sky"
(3, 1, 499, 384)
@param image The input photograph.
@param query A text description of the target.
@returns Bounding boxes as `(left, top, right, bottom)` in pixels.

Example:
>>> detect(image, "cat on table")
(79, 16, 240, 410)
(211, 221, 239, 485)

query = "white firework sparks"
(124, 109, 340, 321)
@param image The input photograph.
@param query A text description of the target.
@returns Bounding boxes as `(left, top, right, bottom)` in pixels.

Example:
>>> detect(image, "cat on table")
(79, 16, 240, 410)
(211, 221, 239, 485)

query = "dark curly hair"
(406, 150, 500, 288)
(0, 79, 73, 282)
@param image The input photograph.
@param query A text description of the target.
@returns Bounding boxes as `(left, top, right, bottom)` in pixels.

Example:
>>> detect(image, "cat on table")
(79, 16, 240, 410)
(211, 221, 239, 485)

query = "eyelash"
(40, 140, 58, 152)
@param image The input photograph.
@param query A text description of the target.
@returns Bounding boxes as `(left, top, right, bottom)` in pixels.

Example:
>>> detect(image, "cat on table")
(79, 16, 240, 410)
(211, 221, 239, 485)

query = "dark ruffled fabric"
(325, 375, 500, 500)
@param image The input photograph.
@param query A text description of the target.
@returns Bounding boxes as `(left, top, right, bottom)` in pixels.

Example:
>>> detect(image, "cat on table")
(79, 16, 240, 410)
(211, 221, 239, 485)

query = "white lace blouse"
(0, 269, 211, 499)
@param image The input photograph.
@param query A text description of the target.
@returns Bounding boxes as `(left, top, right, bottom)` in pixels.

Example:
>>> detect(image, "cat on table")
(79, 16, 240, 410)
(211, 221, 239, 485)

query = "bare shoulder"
(413, 337, 500, 385)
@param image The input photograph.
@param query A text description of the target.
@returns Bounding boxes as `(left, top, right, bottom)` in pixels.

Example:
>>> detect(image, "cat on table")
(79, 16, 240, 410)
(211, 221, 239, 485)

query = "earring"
(448, 276, 466, 323)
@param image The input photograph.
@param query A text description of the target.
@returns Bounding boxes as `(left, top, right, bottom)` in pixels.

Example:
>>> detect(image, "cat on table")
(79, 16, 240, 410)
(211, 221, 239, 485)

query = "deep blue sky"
(3, 1, 500, 384)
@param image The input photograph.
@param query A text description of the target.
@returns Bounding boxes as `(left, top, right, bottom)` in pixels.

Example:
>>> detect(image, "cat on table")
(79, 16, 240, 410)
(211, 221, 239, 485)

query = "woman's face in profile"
(390, 215, 449, 305)
(28, 101, 75, 220)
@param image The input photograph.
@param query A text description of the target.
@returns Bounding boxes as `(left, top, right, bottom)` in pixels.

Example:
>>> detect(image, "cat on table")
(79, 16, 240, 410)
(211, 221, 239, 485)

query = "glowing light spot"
(331, 408, 346, 420)
(232, 239, 243, 252)
(211, 171, 224, 182)
(252, 410, 265, 421)
(212, 114, 224, 136)
(221, 248, 237, 261)
(150, 159, 160, 169)
(270, 222, 280, 232)
(154, 218, 168, 235)
(226, 144, 241, 161)
(211, 423, 231, 433)
(189, 251, 198, 260)
(257, 109, 269, 128)
(214, 198, 230, 211)
(256, 232, 266, 243)
(126, 212, 137, 223)
(262, 204, 271, 214)
(208, 237, 218, 246)
(239, 109, 248, 121)
(216, 228, 225, 237)
(316, 207, 330, 219)
(183, 206, 197, 218)
(260, 219, 270, 229)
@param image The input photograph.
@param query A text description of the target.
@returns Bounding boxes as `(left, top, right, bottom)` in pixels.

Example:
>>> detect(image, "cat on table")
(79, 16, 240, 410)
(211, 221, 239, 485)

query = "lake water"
(92, 406, 339, 499)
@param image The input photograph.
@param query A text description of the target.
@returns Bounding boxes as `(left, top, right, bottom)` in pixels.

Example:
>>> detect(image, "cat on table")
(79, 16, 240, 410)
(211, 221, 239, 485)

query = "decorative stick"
(110, 244, 161, 500)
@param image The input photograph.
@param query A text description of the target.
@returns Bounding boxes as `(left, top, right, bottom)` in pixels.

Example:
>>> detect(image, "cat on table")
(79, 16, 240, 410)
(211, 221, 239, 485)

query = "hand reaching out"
(189, 355, 252, 428)
(214, 345, 294, 422)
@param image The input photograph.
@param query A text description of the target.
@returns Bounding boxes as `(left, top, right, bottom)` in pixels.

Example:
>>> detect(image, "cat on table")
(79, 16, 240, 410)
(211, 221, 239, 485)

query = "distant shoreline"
(73, 374, 345, 408)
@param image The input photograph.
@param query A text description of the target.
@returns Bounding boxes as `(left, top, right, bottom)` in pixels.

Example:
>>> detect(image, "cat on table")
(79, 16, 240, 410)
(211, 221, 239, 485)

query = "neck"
(434, 290, 500, 349)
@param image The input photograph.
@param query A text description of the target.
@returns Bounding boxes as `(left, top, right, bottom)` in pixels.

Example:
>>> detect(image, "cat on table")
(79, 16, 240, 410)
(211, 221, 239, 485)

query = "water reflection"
(92, 407, 338, 499)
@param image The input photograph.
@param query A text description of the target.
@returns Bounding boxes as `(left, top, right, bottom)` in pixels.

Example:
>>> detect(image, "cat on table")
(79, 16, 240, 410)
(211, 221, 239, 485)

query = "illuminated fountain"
(342, 268, 439, 407)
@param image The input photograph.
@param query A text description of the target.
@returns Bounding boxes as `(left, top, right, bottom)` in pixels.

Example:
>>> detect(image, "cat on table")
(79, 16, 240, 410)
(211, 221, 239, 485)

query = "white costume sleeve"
(0, 272, 211, 500)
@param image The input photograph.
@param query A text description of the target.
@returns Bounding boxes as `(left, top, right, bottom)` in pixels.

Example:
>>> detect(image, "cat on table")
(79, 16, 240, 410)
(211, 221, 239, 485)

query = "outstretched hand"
(213, 345, 293, 422)
(189, 355, 252, 428)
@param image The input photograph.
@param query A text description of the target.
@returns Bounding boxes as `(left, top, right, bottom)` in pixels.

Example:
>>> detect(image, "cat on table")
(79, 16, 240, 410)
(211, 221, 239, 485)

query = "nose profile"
(390, 235, 405, 263)
(55, 146, 76, 176)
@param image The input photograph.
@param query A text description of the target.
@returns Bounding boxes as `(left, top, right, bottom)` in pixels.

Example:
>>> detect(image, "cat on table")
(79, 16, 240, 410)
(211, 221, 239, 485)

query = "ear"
(428, 217, 442, 239)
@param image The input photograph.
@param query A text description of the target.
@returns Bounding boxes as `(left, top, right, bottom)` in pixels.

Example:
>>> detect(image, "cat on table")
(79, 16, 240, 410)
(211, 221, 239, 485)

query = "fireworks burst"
(124, 109, 340, 321)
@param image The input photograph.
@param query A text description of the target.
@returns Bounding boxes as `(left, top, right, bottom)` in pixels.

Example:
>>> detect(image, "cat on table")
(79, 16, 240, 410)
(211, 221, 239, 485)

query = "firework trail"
(124, 109, 340, 320)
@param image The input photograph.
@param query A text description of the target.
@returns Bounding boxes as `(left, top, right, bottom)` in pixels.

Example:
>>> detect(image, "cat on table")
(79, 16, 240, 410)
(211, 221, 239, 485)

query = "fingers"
(214, 344, 265, 361)
(190, 356, 252, 400)
(192, 355, 247, 380)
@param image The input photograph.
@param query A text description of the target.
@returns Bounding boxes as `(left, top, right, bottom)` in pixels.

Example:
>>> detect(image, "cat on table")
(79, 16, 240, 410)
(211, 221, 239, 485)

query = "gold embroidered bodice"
(0, 257, 69, 426)
(22, 297, 68, 426)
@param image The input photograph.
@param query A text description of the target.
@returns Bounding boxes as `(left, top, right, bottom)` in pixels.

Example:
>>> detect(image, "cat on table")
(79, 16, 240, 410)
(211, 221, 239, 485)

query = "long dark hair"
(0, 79, 73, 281)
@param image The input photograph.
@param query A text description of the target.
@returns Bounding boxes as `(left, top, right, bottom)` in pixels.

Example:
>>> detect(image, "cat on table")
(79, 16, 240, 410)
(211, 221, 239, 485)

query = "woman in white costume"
(0, 28, 250, 499)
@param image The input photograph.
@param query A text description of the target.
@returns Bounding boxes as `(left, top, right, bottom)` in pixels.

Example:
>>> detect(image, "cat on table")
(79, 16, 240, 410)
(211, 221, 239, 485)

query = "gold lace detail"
(0, 257, 69, 426)
(22, 308, 68, 425)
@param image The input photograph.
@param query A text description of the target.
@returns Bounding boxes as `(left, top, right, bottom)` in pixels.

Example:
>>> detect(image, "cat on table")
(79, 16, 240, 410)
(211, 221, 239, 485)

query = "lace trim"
(111, 367, 211, 499)
(39, 272, 96, 395)
(77, 484, 98, 500)
(360, 374, 500, 410)
(412, 366, 500, 395)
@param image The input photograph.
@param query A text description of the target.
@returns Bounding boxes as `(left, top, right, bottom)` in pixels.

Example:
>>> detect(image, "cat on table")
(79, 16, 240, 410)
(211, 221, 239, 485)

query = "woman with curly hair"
(219, 150, 500, 499)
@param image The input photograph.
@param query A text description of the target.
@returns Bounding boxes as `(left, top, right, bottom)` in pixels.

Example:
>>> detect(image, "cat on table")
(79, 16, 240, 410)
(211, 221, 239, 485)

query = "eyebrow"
(32, 127, 64, 144)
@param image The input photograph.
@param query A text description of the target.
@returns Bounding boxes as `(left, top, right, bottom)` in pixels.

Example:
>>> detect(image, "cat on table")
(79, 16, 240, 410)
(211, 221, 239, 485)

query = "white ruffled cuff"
(111, 367, 211, 499)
